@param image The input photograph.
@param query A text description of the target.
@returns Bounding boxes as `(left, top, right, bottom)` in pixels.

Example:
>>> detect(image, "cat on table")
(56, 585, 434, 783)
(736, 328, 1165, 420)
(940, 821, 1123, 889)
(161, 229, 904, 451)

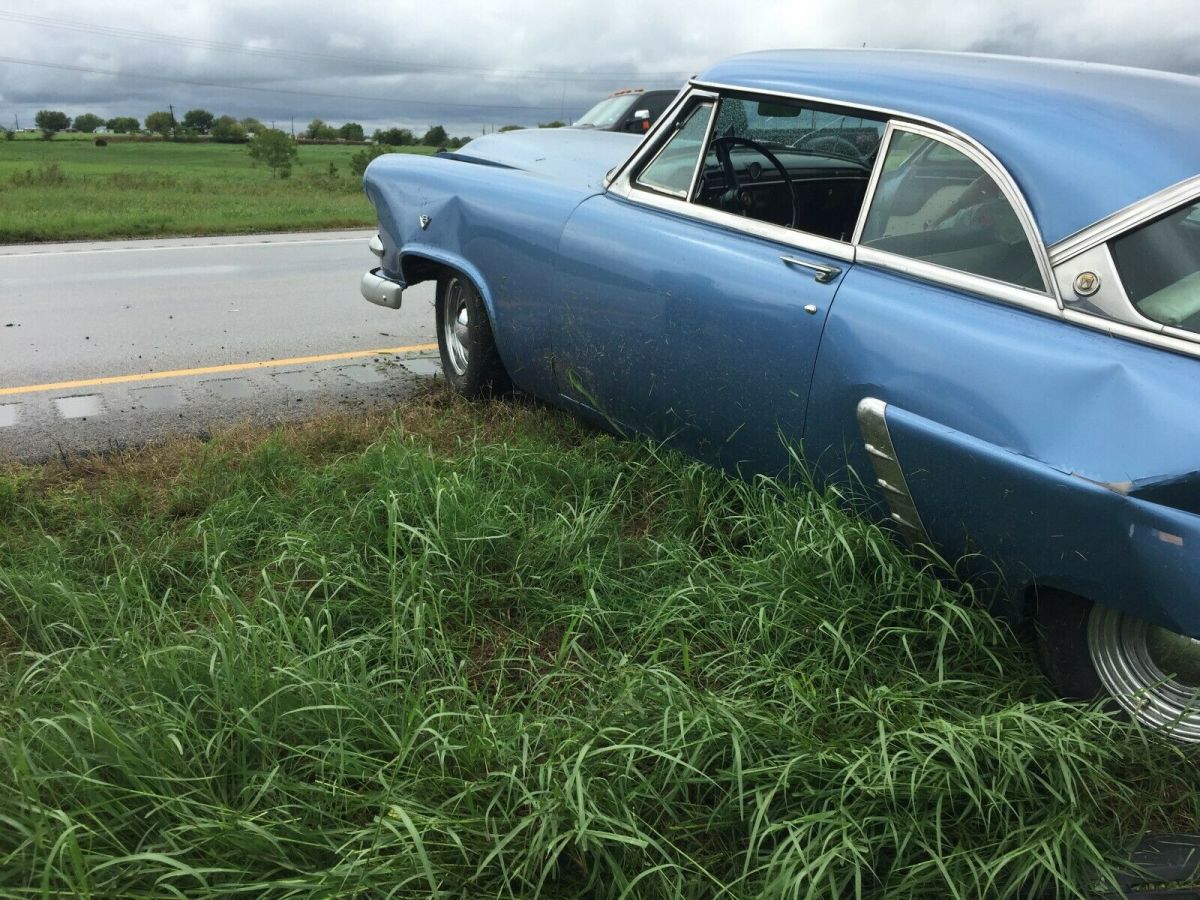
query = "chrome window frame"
(631, 98, 716, 199)
(1049, 187, 1200, 350)
(854, 121, 1056, 302)
(1048, 173, 1200, 266)
(603, 77, 1200, 363)
(607, 80, 1060, 306)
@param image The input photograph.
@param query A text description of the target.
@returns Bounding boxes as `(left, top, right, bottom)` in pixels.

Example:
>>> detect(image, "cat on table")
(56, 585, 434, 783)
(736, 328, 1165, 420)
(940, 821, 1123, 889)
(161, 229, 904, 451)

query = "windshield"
(573, 96, 634, 129)
(1111, 200, 1200, 334)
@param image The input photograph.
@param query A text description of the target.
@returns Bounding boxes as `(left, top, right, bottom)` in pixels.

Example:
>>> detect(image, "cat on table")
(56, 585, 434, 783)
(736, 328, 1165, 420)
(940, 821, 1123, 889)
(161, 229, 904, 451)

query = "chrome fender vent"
(856, 397, 931, 548)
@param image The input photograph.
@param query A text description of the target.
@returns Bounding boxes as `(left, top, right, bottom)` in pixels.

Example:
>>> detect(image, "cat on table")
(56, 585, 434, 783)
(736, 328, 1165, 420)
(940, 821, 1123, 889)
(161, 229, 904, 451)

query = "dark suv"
(571, 89, 678, 134)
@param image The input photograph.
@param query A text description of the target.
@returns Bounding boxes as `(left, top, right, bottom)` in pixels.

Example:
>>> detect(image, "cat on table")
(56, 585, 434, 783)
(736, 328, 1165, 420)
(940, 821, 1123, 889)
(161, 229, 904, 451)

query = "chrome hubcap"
(1089, 606, 1200, 742)
(442, 278, 470, 375)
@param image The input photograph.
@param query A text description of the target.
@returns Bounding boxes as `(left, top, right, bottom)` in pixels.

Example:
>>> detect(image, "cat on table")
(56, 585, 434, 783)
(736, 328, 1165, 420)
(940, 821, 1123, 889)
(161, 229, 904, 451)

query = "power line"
(0, 55, 574, 112)
(0, 9, 690, 84)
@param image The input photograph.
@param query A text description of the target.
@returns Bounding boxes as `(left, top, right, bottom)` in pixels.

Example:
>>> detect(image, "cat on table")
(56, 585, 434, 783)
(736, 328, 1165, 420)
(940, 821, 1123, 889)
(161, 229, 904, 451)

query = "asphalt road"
(0, 230, 439, 462)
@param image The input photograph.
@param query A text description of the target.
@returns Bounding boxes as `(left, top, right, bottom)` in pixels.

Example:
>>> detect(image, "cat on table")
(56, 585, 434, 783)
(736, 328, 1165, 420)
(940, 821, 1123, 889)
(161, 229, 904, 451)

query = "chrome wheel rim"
(442, 278, 470, 376)
(1089, 605, 1200, 742)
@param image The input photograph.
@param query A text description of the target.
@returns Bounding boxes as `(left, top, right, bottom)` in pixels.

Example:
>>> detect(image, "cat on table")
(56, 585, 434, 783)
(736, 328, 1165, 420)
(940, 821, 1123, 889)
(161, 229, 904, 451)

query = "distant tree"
(211, 115, 248, 143)
(338, 121, 364, 142)
(448, 135, 471, 149)
(376, 127, 414, 147)
(538, 120, 566, 128)
(73, 113, 104, 133)
(35, 110, 70, 140)
(421, 125, 448, 146)
(240, 117, 264, 134)
(105, 116, 140, 133)
(350, 144, 393, 177)
(304, 118, 337, 140)
(498, 125, 524, 133)
(2, 128, 14, 141)
(182, 109, 214, 134)
(248, 128, 299, 178)
(144, 110, 176, 136)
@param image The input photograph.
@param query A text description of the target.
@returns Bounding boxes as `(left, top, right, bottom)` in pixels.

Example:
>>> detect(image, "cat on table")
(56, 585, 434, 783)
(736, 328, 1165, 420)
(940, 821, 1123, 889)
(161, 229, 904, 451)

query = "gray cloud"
(1, 0, 1198, 135)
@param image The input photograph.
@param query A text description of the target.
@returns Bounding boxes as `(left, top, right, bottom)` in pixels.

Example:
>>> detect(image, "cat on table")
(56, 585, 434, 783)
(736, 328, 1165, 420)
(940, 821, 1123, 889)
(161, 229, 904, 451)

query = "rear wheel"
(435, 273, 510, 397)
(1036, 590, 1200, 742)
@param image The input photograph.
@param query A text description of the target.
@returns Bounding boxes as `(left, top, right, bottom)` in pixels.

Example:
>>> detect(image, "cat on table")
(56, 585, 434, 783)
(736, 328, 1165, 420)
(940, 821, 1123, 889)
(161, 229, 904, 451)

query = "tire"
(1034, 589, 1105, 701)
(1036, 588, 1200, 742)
(435, 272, 511, 398)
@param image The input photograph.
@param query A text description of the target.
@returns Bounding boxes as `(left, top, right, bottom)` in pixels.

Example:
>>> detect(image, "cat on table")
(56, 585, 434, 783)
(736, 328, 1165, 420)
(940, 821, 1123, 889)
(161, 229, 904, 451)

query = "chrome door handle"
(780, 256, 842, 284)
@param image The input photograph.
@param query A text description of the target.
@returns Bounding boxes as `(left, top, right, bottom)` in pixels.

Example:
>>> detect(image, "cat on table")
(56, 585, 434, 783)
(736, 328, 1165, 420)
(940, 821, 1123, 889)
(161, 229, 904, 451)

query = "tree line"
(16, 108, 473, 148)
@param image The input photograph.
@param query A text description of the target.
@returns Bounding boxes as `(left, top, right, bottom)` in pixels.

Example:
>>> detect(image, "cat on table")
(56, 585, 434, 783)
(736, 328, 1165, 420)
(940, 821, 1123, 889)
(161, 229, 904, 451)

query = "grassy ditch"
(0, 389, 1196, 897)
(0, 139, 432, 242)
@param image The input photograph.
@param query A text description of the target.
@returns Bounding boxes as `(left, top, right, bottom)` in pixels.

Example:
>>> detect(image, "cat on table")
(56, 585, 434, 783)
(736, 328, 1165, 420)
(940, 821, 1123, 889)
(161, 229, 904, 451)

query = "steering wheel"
(710, 135, 798, 229)
(792, 132, 862, 161)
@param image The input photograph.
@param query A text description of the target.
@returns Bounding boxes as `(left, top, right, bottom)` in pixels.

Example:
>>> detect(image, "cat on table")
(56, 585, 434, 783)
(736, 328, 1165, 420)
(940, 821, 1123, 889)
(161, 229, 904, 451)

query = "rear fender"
(880, 401, 1200, 636)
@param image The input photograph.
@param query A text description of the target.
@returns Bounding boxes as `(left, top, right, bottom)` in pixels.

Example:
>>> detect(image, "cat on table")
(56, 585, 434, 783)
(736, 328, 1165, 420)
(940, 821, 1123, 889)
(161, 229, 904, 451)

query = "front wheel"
(1037, 590, 1200, 742)
(435, 273, 510, 397)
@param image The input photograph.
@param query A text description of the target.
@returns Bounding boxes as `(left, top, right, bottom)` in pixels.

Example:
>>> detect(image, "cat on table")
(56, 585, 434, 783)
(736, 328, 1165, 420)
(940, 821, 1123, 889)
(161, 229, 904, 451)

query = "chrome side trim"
(856, 397, 931, 548)
(361, 268, 404, 309)
(1060, 307, 1200, 360)
(1049, 173, 1200, 265)
(855, 246, 1062, 317)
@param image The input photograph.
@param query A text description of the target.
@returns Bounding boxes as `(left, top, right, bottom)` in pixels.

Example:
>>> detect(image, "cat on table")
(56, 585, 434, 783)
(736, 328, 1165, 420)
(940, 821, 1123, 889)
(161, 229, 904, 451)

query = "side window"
(1110, 200, 1200, 333)
(693, 95, 885, 241)
(635, 102, 713, 197)
(861, 131, 1044, 291)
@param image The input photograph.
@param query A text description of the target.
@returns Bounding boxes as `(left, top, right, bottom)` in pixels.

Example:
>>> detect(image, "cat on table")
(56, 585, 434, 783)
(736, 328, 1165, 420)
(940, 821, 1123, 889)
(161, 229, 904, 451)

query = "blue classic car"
(361, 50, 1200, 741)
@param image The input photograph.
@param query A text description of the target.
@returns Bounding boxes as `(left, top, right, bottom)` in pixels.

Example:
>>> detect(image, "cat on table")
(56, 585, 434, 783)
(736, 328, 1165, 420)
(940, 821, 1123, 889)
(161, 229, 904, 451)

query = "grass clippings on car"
(0, 389, 1194, 898)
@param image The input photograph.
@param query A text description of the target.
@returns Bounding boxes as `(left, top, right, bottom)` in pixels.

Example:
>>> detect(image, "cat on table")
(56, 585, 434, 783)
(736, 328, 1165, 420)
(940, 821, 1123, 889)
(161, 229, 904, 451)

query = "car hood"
(451, 129, 641, 190)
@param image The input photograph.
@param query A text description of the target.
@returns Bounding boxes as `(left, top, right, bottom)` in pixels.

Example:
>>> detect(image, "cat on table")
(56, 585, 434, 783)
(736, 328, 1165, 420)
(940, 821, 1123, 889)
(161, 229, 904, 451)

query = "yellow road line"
(0, 343, 439, 397)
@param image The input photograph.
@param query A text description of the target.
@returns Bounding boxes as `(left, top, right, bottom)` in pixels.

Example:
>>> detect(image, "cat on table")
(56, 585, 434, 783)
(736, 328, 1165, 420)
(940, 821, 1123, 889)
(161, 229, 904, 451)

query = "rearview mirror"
(757, 101, 801, 118)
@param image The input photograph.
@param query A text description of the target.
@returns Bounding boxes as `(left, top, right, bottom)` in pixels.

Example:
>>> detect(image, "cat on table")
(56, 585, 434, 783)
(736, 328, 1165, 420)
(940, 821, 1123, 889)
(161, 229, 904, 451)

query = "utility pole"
(290, 117, 294, 137)
(168, 103, 175, 124)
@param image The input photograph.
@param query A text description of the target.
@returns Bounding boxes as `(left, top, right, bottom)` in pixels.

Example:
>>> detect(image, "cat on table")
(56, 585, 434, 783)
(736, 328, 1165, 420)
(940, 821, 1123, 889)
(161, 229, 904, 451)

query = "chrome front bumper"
(361, 268, 404, 309)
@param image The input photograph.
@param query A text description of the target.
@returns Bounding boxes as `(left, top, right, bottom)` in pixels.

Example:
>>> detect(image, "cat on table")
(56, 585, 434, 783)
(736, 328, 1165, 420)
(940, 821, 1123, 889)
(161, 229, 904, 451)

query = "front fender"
(400, 245, 499, 325)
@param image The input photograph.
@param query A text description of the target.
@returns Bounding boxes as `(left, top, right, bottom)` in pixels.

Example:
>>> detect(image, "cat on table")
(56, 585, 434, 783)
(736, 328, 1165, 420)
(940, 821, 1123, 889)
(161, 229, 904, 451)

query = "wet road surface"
(0, 231, 439, 462)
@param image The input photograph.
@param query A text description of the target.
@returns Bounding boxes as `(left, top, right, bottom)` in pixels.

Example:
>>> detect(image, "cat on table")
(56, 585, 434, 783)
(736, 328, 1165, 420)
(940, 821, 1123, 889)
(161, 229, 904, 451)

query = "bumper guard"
(361, 268, 404, 309)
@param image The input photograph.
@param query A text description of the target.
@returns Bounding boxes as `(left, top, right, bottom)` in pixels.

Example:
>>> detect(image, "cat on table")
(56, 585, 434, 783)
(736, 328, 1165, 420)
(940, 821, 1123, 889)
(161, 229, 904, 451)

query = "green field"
(0, 388, 1195, 897)
(0, 136, 434, 242)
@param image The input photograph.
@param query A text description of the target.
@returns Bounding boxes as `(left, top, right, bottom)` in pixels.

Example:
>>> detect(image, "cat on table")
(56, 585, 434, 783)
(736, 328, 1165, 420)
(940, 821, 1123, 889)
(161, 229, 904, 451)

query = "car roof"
(696, 50, 1200, 246)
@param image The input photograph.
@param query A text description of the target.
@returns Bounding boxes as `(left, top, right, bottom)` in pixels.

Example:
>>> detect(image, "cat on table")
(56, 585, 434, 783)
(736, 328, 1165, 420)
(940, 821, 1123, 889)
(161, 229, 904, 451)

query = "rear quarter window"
(1110, 200, 1200, 333)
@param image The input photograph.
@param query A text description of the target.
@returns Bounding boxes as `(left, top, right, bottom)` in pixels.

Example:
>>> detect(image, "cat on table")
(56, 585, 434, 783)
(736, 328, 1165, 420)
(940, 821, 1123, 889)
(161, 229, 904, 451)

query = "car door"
(553, 91, 885, 476)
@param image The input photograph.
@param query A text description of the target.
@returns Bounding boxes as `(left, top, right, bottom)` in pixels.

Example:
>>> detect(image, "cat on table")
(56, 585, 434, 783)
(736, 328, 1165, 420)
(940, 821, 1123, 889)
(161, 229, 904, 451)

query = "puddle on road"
(131, 384, 183, 410)
(333, 363, 388, 385)
(0, 404, 19, 427)
(403, 357, 442, 378)
(271, 370, 321, 392)
(203, 377, 254, 400)
(53, 394, 104, 419)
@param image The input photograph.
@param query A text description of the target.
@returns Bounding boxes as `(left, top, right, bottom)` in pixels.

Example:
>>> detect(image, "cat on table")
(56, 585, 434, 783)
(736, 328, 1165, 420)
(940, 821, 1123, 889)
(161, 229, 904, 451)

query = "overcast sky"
(2, 0, 1199, 136)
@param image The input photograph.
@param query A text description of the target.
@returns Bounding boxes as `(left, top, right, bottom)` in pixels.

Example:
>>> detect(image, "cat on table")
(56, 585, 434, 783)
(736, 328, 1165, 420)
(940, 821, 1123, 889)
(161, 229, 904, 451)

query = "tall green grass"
(0, 392, 1194, 897)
